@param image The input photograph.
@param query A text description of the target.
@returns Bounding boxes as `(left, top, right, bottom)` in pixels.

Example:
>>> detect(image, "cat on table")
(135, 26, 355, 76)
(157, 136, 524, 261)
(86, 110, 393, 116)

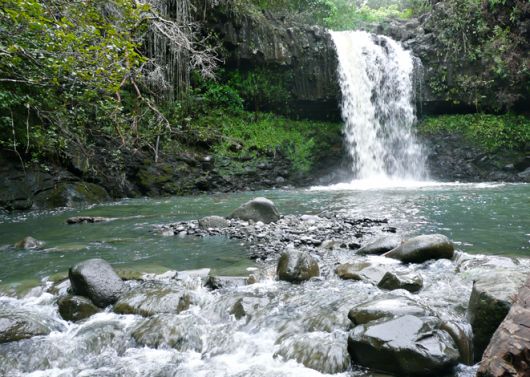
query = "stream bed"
(0, 182, 529, 376)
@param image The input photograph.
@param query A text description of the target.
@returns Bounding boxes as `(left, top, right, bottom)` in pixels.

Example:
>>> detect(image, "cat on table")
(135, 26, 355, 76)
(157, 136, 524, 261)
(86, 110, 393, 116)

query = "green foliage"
(190, 110, 340, 173)
(0, 0, 150, 161)
(324, 1, 412, 30)
(419, 114, 530, 152)
(425, 0, 529, 110)
(226, 69, 292, 113)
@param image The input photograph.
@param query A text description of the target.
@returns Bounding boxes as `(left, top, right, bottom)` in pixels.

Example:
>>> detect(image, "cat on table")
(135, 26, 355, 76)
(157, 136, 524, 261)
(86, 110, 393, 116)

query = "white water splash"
(331, 30, 427, 182)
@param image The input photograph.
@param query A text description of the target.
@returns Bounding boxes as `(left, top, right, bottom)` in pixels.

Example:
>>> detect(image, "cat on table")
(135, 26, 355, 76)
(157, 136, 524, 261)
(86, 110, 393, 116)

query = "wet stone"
(14, 236, 44, 250)
(113, 281, 195, 317)
(357, 235, 402, 255)
(66, 216, 115, 225)
(198, 216, 229, 229)
(204, 275, 253, 290)
(348, 315, 460, 376)
(277, 249, 320, 283)
(0, 312, 51, 343)
(377, 271, 423, 293)
(58, 295, 100, 322)
(69, 258, 124, 308)
(228, 197, 280, 224)
(275, 332, 350, 374)
(131, 314, 204, 352)
(467, 270, 527, 361)
(384, 234, 454, 263)
(348, 295, 430, 326)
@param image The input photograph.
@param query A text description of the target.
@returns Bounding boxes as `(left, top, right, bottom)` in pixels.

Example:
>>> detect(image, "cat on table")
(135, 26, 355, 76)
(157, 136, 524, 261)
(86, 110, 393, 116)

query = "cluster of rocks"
(3, 197, 530, 377)
(157, 197, 392, 260)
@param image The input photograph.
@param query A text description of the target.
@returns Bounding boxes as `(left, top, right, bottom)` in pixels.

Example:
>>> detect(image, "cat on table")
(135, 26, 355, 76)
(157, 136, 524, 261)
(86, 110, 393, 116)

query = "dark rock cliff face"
(207, 9, 340, 120)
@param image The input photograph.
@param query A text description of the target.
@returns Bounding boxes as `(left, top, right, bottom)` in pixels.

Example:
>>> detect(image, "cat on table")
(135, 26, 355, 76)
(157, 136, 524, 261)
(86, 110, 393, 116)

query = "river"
(0, 182, 528, 376)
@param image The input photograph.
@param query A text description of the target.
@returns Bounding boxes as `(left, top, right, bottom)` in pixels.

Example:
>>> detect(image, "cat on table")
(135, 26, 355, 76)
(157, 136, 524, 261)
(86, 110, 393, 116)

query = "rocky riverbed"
(1, 196, 529, 376)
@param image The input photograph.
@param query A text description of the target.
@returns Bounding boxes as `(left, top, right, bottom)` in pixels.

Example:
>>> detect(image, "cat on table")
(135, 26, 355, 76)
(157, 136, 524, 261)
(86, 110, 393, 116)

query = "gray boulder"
(0, 313, 50, 343)
(228, 197, 280, 224)
(58, 295, 100, 322)
(198, 216, 229, 229)
(467, 270, 527, 361)
(277, 249, 320, 283)
(68, 258, 124, 308)
(384, 234, 454, 263)
(114, 281, 194, 317)
(348, 315, 460, 376)
(377, 271, 423, 293)
(357, 235, 402, 255)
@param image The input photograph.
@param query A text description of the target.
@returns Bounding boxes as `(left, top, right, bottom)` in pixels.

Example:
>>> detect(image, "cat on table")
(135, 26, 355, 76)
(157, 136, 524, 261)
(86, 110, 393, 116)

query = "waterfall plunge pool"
(0, 183, 529, 377)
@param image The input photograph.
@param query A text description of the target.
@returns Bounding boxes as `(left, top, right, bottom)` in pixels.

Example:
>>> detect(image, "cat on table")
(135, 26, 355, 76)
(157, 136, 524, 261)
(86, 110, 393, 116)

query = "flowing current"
(331, 30, 427, 181)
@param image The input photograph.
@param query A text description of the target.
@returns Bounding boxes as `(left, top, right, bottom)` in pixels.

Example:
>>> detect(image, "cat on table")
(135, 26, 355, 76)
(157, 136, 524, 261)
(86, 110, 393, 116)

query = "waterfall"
(331, 30, 427, 182)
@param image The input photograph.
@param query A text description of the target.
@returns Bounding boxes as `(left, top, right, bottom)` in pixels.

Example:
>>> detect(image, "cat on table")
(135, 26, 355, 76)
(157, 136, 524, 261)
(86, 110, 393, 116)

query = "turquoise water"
(0, 183, 528, 290)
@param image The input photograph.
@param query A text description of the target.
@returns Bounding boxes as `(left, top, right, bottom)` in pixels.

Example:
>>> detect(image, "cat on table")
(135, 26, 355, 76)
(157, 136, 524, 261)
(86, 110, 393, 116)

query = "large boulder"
(347, 315, 460, 376)
(477, 274, 530, 377)
(357, 235, 402, 256)
(0, 312, 51, 343)
(384, 234, 454, 263)
(228, 197, 280, 224)
(277, 249, 320, 283)
(57, 295, 100, 322)
(114, 281, 194, 317)
(467, 270, 527, 361)
(68, 258, 124, 308)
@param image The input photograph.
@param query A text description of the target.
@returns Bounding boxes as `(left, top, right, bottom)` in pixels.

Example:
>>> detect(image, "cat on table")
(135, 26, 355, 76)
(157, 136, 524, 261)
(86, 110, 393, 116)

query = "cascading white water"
(331, 30, 427, 182)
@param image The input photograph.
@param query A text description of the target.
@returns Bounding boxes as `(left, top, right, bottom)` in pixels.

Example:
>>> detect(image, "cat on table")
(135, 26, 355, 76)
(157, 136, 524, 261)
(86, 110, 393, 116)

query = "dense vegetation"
(424, 0, 529, 111)
(419, 114, 530, 152)
(0, 0, 528, 197)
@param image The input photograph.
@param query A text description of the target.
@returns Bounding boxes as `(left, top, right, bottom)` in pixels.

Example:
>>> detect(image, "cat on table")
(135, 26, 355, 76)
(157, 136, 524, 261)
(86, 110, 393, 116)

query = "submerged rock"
(335, 262, 371, 281)
(131, 314, 204, 352)
(114, 281, 194, 317)
(68, 258, 124, 308)
(228, 197, 280, 224)
(275, 332, 350, 374)
(467, 270, 527, 361)
(384, 234, 454, 263)
(357, 235, 402, 255)
(347, 315, 460, 376)
(277, 249, 320, 283)
(0, 313, 50, 343)
(204, 275, 253, 290)
(198, 216, 229, 229)
(66, 216, 115, 225)
(58, 295, 100, 322)
(477, 274, 530, 377)
(14, 236, 44, 250)
(377, 271, 423, 293)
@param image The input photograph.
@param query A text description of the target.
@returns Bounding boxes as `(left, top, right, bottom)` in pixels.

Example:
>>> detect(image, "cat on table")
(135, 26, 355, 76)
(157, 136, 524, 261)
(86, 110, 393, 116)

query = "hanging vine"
(141, 0, 220, 100)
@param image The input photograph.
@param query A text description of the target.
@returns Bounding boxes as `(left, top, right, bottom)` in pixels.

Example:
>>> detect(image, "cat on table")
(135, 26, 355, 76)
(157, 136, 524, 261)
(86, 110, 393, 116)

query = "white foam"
(310, 177, 506, 191)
